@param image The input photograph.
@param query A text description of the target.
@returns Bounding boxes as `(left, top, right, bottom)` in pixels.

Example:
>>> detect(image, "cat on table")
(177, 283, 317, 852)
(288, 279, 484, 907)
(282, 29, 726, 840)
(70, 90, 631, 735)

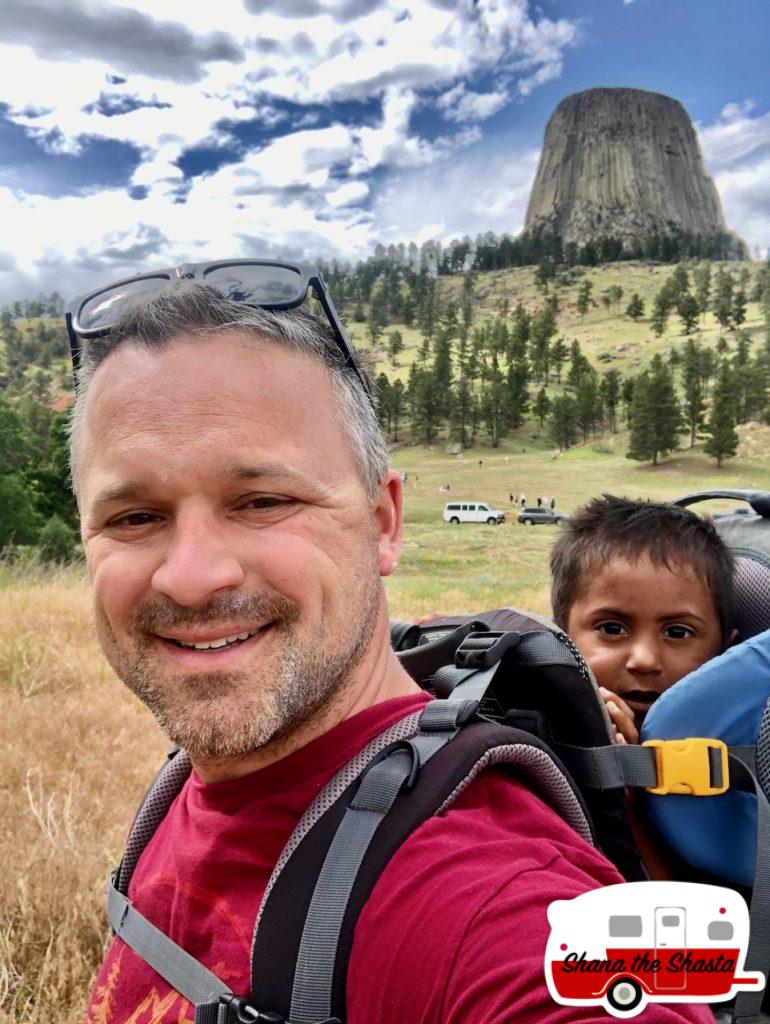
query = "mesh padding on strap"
(436, 743, 594, 844)
(757, 697, 770, 802)
(733, 553, 770, 641)
(251, 709, 423, 945)
(118, 750, 192, 894)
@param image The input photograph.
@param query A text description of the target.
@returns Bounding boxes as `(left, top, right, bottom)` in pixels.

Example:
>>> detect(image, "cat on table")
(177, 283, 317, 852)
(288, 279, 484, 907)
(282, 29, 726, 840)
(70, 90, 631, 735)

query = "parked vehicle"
(517, 507, 568, 526)
(443, 502, 506, 525)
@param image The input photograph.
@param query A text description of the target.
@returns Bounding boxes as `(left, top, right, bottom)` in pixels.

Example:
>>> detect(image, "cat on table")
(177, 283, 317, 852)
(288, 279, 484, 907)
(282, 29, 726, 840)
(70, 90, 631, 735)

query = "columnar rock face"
(524, 87, 746, 257)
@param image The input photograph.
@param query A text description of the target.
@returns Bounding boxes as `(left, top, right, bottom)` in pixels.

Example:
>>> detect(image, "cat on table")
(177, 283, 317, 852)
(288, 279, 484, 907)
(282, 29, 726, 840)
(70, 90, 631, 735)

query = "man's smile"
(154, 622, 275, 666)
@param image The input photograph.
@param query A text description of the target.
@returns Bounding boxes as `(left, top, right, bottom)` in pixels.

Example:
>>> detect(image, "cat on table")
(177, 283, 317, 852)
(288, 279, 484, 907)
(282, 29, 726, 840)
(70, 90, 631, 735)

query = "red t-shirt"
(87, 693, 713, 1024)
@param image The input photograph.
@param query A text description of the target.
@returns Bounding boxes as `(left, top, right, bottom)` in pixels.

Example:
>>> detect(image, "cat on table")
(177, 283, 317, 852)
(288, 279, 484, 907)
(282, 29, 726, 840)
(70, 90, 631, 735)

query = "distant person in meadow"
(550, 495, 735, 745)
(550, 496, 555, 510)
(65, 270, 709, 1024)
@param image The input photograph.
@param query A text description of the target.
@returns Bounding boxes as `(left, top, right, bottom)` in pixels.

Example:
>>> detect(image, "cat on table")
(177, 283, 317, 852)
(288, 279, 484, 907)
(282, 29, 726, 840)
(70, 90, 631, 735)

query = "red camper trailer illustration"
(545, 882, 764, 1017)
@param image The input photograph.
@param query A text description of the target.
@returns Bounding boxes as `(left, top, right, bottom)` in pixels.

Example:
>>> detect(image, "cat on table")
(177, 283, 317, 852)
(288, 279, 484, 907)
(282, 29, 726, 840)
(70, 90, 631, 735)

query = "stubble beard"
(96, 571, 381, 762)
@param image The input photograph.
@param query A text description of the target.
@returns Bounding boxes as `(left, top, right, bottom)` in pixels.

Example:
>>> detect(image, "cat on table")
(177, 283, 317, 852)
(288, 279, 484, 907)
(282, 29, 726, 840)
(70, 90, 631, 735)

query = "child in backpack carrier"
(550, 494, 737, 745)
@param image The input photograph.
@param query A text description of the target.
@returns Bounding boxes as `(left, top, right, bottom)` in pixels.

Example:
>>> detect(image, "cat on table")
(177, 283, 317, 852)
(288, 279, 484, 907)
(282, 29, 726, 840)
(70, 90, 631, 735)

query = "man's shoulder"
(407, 766, 619, 885)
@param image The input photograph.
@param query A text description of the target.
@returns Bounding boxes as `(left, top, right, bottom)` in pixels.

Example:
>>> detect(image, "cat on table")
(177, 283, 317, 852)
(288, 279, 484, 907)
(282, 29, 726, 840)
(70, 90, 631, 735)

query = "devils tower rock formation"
(524, 87, 746, 258)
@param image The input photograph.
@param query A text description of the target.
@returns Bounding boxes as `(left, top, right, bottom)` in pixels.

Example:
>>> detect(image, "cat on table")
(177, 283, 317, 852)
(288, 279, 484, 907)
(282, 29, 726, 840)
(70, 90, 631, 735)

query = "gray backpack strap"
(108, 871, 241, 1024)
(556, 738, 730, 793)
(732, 699, 770, 1022)
(285, 655, 538, 1024)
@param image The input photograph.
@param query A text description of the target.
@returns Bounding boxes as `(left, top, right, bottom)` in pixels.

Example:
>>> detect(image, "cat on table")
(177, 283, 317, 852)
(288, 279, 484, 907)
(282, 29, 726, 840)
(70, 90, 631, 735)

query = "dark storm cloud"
(243, 0, 385, 23)
(0, 0, 244, 84)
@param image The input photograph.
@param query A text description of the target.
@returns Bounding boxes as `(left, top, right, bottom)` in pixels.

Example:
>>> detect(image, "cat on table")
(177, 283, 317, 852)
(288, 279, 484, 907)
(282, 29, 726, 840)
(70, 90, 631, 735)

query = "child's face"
(565, 553, 723, 731)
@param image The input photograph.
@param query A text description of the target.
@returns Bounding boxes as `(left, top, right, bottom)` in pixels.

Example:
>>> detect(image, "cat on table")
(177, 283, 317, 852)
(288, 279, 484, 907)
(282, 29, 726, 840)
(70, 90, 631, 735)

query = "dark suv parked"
(517, 507, 568, 526)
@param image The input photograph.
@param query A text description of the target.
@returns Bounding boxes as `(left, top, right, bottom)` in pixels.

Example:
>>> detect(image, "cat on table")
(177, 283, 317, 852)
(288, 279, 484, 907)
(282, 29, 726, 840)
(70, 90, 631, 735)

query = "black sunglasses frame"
(65, 258, 373, 402)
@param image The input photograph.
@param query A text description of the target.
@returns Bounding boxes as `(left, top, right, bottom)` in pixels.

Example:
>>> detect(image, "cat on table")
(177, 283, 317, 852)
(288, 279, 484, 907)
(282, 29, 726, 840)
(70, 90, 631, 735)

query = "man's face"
(565, 553, 723, 731)
(78, 332, 401, 763)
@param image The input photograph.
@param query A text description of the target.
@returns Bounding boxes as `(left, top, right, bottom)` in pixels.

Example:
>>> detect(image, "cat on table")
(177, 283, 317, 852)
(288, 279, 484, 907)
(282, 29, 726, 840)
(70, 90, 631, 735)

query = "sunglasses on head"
(65, 258, 373, 402)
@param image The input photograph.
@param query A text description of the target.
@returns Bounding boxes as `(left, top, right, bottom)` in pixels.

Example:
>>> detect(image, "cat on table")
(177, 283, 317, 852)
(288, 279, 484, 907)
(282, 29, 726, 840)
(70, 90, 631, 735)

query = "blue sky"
(0, 0, 767, 302)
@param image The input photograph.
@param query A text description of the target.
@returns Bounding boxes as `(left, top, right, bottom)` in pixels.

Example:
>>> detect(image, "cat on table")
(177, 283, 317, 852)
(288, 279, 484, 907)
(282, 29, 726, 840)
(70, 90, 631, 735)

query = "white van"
(443, 502, 506, 525)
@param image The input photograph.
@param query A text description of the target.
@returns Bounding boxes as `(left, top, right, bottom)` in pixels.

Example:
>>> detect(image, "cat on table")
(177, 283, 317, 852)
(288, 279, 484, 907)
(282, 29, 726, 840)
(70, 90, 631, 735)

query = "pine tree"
(677, 293, 699, 335)
(713, 267, 734, 330)
(509, 302, 529, 362)
(608, 284, 624, 311)
(627, 355, 682, 465)
(449, 375, 472, 446)
(625, 293, 645, 321)
(576, 369, 601, 441)
(391, 379, 405, 441)
(550, 395, 578, 451)
(507, 358, 530, 428)
(705, 363, 739, 467)
(576, 279, 593, 318)
(681, 338, 705, 446)
(530, 305, 557, 382)
(368, 289, 387, 347)
(733, 288, 748, 328)
(550, 336, 569, 383)
(387, 329, 404, 364)
(651, 291, 670, 337)
(481, 354, 507, 446)
(600, 370, 621, 432)
(534, 388, 551, 428)
(694, 264, 712, 321)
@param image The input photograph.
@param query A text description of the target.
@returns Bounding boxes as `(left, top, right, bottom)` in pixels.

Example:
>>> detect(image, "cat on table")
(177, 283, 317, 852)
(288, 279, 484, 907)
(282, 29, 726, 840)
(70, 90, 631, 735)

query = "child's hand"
(599, 687, 639, 745)
(414, 612, 442, 625)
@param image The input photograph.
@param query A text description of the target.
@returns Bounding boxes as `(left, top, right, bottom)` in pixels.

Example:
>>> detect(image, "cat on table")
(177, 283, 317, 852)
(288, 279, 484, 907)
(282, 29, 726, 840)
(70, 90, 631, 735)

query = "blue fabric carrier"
(641, 628, 770, 887)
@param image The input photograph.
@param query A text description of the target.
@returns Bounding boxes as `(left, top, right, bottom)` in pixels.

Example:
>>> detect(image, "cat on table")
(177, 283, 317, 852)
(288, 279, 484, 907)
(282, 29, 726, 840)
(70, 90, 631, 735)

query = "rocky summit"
(524, 87, 747, 258)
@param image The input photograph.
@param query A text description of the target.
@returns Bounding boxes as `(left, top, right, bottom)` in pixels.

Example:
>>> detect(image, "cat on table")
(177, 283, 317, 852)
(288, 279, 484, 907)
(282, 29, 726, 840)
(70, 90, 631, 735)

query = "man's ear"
(727, 627, 739, 648)
(373, 470, 403, 577)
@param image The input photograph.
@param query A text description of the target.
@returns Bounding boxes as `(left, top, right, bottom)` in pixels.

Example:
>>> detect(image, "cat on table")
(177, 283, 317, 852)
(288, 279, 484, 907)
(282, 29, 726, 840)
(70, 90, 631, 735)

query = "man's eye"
(110, 512, 158, 528)
(665, 624, 695, 639)
(597, 621, 627, 636)
(241, 496, 293, 510)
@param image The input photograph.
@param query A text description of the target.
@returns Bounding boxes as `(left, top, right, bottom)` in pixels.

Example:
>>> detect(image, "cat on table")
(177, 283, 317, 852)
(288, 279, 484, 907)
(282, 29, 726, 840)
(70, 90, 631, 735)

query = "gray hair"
(67, 283, 389, 504)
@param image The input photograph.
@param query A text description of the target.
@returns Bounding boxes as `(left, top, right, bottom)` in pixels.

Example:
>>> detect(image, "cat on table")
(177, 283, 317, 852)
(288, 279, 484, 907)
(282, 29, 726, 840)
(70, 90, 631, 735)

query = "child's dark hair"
(550, 494, 735, 643)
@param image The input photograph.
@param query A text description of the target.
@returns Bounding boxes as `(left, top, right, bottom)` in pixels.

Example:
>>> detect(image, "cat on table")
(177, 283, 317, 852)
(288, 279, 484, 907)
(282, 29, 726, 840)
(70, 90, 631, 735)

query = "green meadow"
(383, 426, 770, 621)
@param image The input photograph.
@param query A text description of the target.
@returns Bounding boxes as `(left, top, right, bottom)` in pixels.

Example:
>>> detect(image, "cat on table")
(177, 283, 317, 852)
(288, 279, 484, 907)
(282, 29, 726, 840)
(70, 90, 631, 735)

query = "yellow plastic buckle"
(643, 738, 729, 796)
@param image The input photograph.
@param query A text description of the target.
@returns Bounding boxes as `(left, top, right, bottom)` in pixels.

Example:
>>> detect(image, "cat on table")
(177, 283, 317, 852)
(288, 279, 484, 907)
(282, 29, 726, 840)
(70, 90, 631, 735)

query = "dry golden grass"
(3, 413, 767, 1021)
(1, 564, 167, 1023)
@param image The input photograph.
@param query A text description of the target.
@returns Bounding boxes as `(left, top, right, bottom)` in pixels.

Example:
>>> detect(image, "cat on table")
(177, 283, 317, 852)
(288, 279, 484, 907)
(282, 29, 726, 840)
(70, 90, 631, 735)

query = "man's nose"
(625, 634, 663, 674)
(151, 513, 246, 606)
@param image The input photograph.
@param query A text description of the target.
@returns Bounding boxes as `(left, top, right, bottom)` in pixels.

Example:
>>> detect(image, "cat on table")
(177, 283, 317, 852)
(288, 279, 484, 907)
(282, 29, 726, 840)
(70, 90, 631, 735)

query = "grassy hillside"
(351, 260, 764, 385)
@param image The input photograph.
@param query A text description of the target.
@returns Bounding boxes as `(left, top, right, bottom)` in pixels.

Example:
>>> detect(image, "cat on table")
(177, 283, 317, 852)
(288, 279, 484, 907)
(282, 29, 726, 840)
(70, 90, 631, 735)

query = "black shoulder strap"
(250, 667, 596, 1024)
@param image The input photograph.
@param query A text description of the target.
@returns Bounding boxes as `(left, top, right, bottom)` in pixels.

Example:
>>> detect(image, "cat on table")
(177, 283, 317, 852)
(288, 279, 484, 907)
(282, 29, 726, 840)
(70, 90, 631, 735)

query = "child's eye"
(596, 621, 628, 637)
(664, 624, 695, 640)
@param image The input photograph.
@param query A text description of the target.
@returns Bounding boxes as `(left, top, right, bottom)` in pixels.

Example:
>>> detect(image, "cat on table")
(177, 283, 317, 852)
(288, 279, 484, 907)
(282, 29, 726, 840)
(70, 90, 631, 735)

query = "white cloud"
(0, 0, 585, 300)
(371, 140, 542, 247)
(698, 101, 770, 257)
(437, 82, 509, 124)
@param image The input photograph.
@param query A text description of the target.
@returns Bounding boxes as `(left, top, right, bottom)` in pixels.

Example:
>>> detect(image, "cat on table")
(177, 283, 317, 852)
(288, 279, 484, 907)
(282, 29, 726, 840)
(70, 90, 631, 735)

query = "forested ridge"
(1, 237, 769, 558)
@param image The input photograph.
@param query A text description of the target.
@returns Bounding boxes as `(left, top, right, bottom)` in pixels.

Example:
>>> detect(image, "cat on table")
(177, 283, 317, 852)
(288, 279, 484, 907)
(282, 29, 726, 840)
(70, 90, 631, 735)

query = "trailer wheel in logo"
(607, 978, 643, 1013)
